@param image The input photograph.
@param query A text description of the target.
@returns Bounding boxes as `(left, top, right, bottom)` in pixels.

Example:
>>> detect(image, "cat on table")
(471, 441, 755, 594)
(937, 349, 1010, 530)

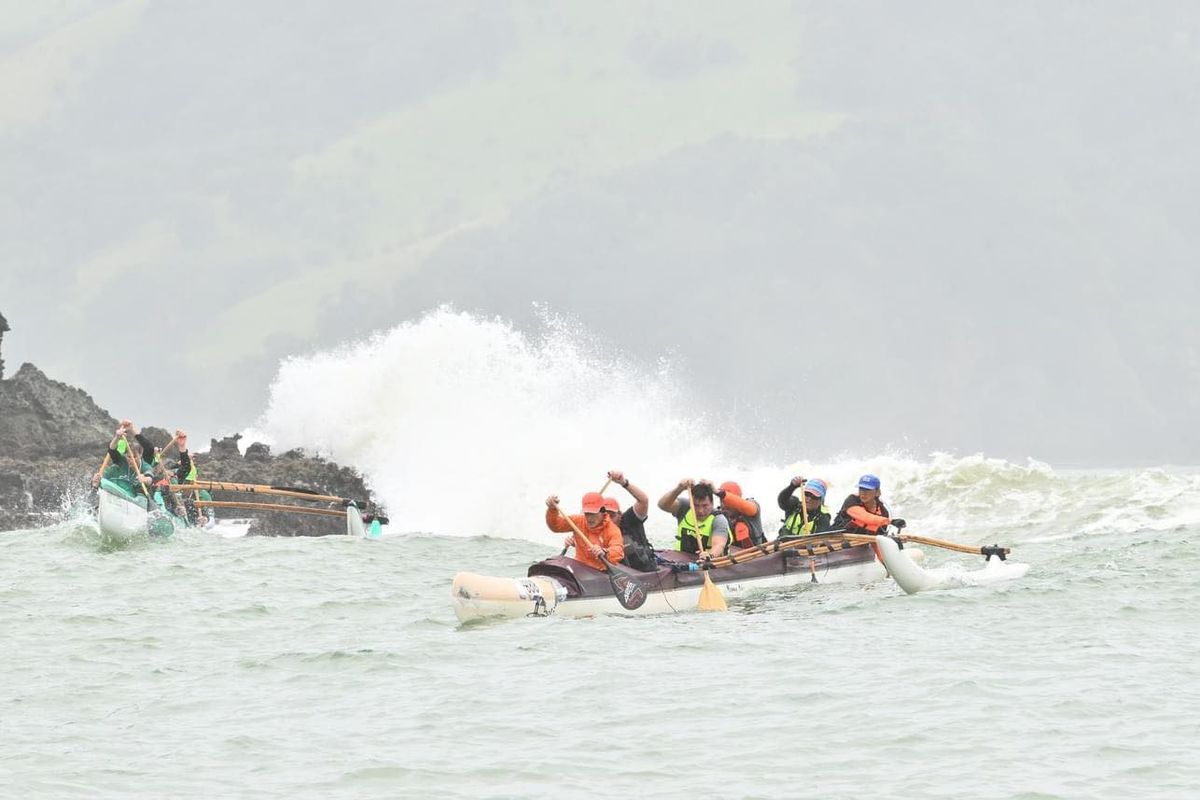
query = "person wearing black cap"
(601, 470, 657, 572)
(831, 474, 905, 533)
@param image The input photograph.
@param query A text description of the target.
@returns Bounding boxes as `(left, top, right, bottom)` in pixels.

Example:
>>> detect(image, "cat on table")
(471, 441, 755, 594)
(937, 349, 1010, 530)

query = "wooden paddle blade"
(697, 570, 727, 612)
(609, 570, 647, 610)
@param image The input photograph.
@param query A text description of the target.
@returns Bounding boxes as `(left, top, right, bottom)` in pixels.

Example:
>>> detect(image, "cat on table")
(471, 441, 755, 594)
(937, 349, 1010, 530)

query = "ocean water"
(4, 311, 1199, 798)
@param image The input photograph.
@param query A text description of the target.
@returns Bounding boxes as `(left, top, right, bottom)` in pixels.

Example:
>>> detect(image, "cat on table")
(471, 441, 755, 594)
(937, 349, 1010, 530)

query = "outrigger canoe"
(452, 537, 926, 621)
(97, 477, 190, 540)
(97, 478, 380, 541)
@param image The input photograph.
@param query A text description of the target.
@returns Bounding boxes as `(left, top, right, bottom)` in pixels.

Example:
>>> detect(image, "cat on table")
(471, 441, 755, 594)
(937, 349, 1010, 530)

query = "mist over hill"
(2, 2, 1196, 465)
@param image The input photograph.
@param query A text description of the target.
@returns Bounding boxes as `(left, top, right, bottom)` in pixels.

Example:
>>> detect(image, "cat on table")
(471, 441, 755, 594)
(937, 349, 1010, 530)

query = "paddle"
(118, 434, 153, 500)
(158, 435, 178, 463)
(799, 480, 810, 531)
(94, 453, 112, 486)
(689, 484, 727, 612)
(551, 500, 647, 611)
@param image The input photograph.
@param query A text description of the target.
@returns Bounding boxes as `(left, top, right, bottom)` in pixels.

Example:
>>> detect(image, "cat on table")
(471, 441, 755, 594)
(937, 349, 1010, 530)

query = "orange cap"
(581, 492, 605, 513)
(602, 497, 620, 513)
(719, 481, 742, 497)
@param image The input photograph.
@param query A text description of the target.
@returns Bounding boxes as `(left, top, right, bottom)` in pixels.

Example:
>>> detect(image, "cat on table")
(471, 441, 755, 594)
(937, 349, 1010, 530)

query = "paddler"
(173, 429, 207, 524)
(777, 476, 834, 535)
(93, 420, 155, 492)
(831, 474, 906, 533)
(714, 480, 766, 549)
(545, 492, 625, 572)
(657, 479, 731, 560)
(601, 470, 656, 572)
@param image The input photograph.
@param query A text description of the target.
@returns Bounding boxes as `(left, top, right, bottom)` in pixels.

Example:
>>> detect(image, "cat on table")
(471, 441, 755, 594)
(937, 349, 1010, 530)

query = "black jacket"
(776, 483, 835, 535)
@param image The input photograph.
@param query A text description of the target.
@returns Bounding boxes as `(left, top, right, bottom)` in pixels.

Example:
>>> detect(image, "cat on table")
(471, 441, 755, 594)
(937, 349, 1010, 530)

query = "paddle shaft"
(799, 482, 809, 529)
(119, 435, 152, 499)
(552, 501, 606, 560)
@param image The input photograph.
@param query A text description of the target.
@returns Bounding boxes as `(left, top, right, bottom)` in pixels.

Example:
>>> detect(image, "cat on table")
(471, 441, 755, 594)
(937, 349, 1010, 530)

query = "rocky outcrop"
(0, 363, 118, 459)
(185, 437, 378, 537)
(0, 311, 8, 379)
(0, 356, 383, 535)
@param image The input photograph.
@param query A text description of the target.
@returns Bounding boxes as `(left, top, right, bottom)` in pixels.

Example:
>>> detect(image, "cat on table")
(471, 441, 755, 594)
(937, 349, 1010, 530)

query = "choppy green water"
(2, 505, 1199, 799)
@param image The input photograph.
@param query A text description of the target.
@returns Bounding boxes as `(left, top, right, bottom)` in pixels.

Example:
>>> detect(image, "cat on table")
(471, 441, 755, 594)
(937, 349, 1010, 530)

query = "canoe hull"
(452, 543, 923, 622)
(97, 480, 184, 540)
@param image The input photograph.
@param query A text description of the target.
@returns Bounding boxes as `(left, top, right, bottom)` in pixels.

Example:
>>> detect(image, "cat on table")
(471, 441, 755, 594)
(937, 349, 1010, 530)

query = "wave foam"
(252, 309, 1200, 544)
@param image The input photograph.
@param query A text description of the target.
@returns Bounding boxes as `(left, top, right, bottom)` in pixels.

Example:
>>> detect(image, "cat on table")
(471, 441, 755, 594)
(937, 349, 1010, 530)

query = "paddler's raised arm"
(657, 478, 691, 514)
(107, 423, 127, 461)
(717, 490, 758, 518)
(778, 476, 805, 512)
(608, 470, 649, 518)
(544, 495, 573, 533)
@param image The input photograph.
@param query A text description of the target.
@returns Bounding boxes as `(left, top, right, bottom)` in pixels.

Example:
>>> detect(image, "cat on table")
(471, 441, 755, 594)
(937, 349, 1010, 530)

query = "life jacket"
(675, 507, 716, 554)
(617, 513, 657, 571)
(723, 503, 766, 547)
(784, 503, 831, 535)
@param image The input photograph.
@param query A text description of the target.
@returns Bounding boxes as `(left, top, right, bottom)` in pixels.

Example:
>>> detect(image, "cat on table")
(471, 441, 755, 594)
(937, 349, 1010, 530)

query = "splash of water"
(255, 307, 725, 539)
(253, 308, 1200, 546)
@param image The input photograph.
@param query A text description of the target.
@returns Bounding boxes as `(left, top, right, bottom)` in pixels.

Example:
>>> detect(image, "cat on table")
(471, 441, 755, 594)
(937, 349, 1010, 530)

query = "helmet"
(857, 474, 881, 491)
(719, 481, 742, 498)
(802, 478, 828, 499)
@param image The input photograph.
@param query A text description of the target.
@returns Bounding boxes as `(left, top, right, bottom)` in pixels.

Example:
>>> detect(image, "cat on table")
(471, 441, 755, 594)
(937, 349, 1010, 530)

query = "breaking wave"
(252, 308, 1200, 545)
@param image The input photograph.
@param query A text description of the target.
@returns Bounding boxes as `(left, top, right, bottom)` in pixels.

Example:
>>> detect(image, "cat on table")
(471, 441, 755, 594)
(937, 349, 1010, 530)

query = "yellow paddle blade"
(697, 571, 727, 612)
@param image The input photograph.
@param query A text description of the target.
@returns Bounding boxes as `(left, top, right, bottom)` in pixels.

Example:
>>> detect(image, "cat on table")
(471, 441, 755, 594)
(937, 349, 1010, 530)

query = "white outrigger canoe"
(96, 477, 190, 540)
(97, 479, 378, 541)
(452, 540, 927, 622)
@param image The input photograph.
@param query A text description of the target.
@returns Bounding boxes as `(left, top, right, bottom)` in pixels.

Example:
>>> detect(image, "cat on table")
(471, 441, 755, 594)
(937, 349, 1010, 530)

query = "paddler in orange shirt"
(545, 491, 625, 572)
(831, 474, 906, 533)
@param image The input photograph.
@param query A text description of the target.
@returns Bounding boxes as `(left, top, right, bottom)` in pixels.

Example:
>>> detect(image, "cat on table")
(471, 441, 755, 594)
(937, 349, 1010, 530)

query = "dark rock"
(209, 434, 242, 457)
(142, 426, 172, 445)
(0, 363, 383, 534)
(0, 310, 8, 380)
(0, 363, 117, 459)
(244, 442, 271, 460)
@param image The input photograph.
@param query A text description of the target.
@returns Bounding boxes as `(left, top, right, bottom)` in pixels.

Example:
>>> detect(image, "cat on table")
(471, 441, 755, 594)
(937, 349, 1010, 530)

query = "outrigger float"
(96, 478, 387, 542)
(451, 531, 1018, 621)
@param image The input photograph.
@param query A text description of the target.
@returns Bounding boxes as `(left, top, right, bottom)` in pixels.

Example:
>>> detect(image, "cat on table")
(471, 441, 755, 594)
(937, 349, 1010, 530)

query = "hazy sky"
(2, 2, 1197, 466)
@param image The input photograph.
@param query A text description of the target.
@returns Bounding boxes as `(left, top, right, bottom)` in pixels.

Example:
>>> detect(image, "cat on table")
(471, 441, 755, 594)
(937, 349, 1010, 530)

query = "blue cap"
(802, 478, 827, 499)
(857, 474, 881, 491)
